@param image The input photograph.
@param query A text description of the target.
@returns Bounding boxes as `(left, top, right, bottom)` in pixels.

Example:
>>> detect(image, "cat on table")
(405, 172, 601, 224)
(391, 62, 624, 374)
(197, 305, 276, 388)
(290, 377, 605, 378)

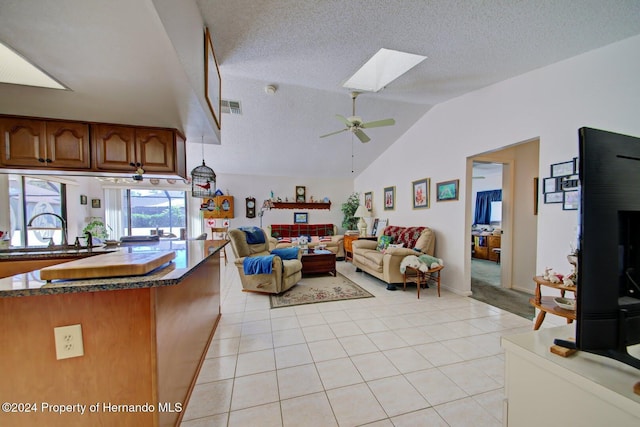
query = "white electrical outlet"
(53, 324, 84, 360)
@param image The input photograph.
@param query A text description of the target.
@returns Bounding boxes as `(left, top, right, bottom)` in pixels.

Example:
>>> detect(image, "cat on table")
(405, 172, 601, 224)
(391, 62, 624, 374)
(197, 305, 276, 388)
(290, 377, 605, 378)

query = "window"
(116, 189, 187, 238)
(490, 201, 502, 225)
(8, 175, 67, 247)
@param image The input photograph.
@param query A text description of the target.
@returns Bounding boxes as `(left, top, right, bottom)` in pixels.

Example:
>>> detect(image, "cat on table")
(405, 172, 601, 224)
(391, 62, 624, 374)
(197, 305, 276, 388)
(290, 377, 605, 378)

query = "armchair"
(228, 228, 302, 294)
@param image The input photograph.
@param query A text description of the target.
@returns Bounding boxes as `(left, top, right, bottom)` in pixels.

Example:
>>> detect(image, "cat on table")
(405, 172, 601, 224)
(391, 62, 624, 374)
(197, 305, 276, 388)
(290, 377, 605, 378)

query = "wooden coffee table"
(301, 251, 336, 276)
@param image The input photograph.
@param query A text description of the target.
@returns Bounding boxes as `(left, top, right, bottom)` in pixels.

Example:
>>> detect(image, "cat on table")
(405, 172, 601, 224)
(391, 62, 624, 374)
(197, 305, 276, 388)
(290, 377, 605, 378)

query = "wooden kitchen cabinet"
(92, 124, 186, 176)
(202, 196, 235, 219)
(0, 117, 90, 169)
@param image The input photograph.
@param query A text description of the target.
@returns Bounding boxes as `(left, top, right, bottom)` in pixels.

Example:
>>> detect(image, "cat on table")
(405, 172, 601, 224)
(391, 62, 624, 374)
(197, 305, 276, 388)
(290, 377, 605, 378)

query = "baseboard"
(511, 284, 534, 294)
(442, 283, 472, 297)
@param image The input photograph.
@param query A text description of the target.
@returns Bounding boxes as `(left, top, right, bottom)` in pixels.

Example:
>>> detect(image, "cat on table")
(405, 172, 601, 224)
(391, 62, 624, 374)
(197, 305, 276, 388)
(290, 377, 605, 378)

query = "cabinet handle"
(46, 158, 52, 163)
(38, 158, 45, 163)
(129, 162, 136, 167)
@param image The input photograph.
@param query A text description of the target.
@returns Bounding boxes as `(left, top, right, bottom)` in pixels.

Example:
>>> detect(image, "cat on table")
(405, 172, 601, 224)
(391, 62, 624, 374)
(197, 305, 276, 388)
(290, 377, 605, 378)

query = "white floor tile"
(277, 363, 324, 399)
(326, 383, 388, 426)
(230, 371, 279, 411)
(281, 392, 338, 427)
(228, 402, 282, 427)
(182, 257, 534, 426)
(368, 375, 430, 417)
(434, 396, 501, 427)
(315, 357, 364, 389)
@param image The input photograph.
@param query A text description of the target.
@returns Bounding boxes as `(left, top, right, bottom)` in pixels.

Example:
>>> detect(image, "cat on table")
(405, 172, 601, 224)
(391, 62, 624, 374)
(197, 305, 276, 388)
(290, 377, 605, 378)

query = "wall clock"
(246, 197, 256, 218)
(296, 186, 306, 202)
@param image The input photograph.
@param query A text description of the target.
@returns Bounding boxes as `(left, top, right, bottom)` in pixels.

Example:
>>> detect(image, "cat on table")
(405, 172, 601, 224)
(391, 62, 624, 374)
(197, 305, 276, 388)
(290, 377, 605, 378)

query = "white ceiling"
(1, 1, 640, 178)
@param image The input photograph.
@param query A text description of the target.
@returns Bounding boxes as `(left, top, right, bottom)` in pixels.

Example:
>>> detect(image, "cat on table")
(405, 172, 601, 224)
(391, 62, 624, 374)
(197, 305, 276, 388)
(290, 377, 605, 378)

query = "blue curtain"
(474, 190, 502, 225)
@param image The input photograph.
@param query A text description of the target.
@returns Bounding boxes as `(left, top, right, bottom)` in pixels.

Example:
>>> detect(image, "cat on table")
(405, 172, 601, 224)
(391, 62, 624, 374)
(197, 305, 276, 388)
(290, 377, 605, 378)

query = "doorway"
(471, 162, 503, 288)
(466, 139, 540, 319)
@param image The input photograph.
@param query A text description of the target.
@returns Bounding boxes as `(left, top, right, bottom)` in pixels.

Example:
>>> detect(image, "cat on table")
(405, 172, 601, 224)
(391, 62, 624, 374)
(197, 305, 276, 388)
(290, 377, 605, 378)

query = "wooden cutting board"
(40, 251, 176, 281)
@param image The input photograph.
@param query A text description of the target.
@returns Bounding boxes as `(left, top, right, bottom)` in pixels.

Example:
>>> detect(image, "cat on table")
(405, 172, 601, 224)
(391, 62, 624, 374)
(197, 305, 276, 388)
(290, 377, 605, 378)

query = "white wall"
(202, 171, 354, 234)
(355, 34, 640, 295)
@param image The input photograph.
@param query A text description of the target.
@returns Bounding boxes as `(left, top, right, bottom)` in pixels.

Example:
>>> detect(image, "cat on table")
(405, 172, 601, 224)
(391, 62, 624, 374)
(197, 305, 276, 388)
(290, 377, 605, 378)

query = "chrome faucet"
(27, 212, 68, 247)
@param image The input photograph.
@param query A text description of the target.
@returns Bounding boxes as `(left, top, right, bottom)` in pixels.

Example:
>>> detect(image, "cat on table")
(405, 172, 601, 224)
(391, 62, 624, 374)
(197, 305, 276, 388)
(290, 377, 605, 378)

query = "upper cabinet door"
(92, 124, 136, 171)
(0, 118, 47, 167)
(46, 121, 90, 169)
(135, 128, 175, 173)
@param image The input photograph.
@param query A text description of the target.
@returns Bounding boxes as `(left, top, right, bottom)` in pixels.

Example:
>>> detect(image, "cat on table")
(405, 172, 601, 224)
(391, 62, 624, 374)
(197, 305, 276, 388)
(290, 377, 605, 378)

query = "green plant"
(82, 218, 110, 240)
(341, 192, 360, 230)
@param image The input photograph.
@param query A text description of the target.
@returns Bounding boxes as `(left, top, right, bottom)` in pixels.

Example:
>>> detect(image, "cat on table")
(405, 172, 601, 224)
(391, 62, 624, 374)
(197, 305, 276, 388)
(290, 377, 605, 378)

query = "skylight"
(342, 48, 426, 92)
(0, 40, 66, 90)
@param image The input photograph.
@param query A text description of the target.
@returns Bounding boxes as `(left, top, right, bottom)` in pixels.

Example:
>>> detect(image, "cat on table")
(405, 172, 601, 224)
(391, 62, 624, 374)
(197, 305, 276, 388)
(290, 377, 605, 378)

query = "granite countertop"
(0, 240, 227, 298)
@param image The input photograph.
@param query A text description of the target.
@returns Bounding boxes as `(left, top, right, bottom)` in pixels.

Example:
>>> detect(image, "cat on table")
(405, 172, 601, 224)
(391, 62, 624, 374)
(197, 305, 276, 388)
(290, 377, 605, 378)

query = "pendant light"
(191, 136, 216, 198)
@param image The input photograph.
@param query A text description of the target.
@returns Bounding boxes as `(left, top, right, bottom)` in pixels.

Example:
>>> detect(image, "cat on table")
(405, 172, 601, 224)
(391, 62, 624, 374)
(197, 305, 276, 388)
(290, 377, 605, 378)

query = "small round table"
(530, 276, 577, 330)
(402, 265, 444, 299)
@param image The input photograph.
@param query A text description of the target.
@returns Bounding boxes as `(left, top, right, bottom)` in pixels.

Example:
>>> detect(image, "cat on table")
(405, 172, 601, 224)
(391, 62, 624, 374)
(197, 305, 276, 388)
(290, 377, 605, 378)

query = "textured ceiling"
(198, 0, 640, 177)
(0, 1, 639, 179)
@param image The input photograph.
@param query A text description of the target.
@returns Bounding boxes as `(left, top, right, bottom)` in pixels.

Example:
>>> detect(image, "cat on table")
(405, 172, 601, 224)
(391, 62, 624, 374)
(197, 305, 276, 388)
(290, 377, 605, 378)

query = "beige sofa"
(267, 224, 345, 259)
(352, 226, 436, 289)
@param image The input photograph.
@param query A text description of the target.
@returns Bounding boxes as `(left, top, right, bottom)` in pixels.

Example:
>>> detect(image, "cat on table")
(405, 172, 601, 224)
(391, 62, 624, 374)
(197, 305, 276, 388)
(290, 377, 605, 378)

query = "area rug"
(471, 277, 535, 320)
(270, 273, 374, 309)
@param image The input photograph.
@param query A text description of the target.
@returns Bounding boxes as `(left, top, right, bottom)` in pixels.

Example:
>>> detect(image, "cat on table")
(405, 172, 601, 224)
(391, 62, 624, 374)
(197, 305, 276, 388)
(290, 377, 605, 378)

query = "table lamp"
(353, 205, 370, 237)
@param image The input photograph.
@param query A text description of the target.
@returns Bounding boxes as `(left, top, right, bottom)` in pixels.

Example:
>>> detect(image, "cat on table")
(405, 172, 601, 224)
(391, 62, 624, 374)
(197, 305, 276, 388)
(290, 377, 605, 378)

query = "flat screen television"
(576, 127, 640, 369)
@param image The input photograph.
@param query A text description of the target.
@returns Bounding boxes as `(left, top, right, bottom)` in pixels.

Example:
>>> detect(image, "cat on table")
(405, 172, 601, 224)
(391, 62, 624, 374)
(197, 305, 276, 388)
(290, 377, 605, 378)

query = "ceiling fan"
(320, 91, 395, 143)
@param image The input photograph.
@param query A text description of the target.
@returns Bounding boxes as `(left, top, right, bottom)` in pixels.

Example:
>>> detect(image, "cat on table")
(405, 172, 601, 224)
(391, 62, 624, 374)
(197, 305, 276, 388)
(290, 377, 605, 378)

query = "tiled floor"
(180, 257, 535, 427)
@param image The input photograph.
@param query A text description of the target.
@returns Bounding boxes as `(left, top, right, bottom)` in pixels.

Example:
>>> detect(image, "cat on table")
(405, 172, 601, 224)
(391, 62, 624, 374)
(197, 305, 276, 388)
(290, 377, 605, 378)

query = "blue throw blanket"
(239, 226, 265, 244)
(271, 247, 299, 260)
(243, 255, 274, 275)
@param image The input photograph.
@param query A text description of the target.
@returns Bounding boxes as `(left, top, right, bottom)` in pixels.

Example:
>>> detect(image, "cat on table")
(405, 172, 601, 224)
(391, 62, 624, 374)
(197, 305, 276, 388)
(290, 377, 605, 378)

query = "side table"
(403, 265, 443, 299)
(344, 234, 377, 262)
(530, 276, 577, 330)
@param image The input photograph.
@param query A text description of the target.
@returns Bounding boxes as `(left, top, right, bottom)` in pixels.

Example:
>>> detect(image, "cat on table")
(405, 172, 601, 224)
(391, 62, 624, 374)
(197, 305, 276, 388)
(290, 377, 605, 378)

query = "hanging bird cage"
(191, 160, 216, 198)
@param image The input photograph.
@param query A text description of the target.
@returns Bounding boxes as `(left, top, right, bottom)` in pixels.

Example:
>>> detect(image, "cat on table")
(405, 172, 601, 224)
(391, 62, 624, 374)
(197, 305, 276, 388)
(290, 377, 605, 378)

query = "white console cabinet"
(502, 325, 640, 427)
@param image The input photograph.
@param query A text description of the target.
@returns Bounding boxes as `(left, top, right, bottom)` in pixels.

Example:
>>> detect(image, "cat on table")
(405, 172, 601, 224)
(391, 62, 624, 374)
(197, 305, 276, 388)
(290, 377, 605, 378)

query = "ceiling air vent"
(221, 99, 242, 115)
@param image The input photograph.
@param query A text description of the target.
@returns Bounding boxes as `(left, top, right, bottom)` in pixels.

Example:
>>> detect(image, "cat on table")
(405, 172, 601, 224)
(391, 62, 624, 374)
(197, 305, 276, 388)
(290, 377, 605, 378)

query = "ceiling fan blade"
(354, 129, 370, 143)
(320, 128, 347, 138)
(361, 118, 395, 129)
(335, 114, 352, 126)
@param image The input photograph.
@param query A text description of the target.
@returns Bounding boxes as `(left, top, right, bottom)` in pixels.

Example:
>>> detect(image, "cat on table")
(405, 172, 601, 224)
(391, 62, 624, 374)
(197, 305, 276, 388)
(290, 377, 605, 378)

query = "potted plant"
(341, 192, 360, 231)
(82, 217, 110, 241)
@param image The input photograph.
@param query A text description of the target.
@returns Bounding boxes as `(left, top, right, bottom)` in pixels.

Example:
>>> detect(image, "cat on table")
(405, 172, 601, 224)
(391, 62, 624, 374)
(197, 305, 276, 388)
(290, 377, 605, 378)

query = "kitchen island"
(0, 240, 226, 427)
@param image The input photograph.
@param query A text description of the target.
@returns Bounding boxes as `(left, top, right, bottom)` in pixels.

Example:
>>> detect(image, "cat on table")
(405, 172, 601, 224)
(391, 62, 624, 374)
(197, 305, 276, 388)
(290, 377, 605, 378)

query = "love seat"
(352, 225, 436, 287)
(267, 224, 345, 259)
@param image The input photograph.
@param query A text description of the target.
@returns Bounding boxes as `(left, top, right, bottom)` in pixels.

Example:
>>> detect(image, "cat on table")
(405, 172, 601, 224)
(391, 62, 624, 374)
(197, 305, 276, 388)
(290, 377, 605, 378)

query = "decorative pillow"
(377, 235, 394, 252)
(278, 237, 292, 243)
(388, 243, 404, 248)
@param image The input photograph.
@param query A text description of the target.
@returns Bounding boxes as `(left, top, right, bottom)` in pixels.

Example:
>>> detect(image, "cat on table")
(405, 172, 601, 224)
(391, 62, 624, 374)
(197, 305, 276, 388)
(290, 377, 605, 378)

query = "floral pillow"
(377, 235, 394, 252)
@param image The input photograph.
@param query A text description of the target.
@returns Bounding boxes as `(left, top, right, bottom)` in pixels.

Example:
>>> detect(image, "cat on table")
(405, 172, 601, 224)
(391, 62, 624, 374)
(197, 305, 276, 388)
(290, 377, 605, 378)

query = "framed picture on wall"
(383, 186, 395, 210)
(294, 212, 308, 223)
(563, 190, 579, 210)
(412, 178, 430, 209)
(544, 192, 564, 204)
(364, 191, 373, 211)
(80, 195, 87, 205)
(204, 27, 221, 130)
(543, 177, 559, 193)
(551, 160, 575, 177)
(436, 179, 459, 202)
(91, 198, 101, 209)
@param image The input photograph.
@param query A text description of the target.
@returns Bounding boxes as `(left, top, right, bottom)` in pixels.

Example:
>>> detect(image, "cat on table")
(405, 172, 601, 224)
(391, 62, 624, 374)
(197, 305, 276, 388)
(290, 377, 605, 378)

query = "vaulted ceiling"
(1, 1, 640, 178)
